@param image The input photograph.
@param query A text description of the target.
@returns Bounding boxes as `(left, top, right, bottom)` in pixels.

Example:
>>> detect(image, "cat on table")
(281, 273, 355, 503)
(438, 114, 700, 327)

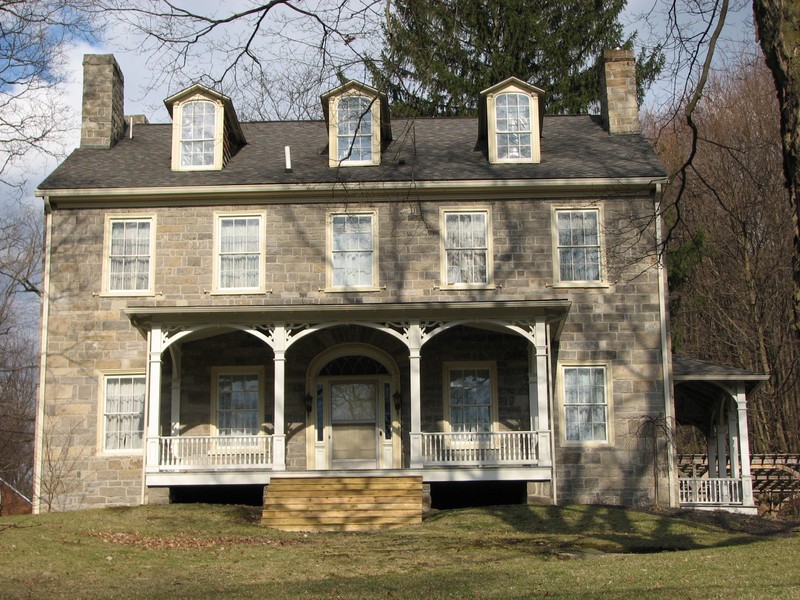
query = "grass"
(1, 503, 798, 599)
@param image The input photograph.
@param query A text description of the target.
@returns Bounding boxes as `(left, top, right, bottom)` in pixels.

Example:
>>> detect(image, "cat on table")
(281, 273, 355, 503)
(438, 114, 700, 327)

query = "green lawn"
(1, 504, 798, 599)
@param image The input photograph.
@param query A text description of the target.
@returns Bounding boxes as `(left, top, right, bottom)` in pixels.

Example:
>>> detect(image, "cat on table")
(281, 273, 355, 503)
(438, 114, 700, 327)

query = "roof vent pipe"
(285, 146, 292, 173)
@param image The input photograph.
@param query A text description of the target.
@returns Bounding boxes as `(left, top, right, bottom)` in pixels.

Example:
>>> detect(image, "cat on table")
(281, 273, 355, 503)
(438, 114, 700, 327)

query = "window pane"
(449, 368, 492, 433)
(181, 101, 216, 166)
(337, 96, 372, 161)
(563, 367, 607, 441)
(104, 376, 145, 451)
(332, 214, 374, 287)
(556, 210, 601, 282)
(444, 212, 489, 284)
(495, 93, 531, 159)
(218, 216, 261, 289)
(217, 373, 260, 436)
(108, 220, 151, 292)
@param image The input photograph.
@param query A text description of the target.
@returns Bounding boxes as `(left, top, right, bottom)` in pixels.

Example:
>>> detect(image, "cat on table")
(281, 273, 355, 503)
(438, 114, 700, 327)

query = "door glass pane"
(331, 382, 376, 422)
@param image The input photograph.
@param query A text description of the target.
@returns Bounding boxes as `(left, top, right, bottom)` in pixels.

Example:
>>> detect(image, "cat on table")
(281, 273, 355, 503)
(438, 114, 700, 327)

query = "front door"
(330, 381, 379, 469)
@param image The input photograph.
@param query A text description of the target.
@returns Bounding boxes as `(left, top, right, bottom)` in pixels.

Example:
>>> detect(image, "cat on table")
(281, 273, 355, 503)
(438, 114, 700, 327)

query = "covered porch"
(673, 357, 769, 514)
(128, 301, 569, 489)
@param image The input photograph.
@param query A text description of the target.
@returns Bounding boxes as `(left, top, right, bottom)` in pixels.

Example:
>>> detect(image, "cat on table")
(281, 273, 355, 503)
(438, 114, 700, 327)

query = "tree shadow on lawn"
(422, 503, 800, 554)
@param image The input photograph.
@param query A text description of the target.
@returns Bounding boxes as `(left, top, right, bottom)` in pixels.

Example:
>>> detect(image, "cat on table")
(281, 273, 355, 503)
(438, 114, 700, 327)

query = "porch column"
(717, 403, 729, 477)
(169, 346, 181, 436)
(408, 322, 423, 468)
(735, 384, 755, 506)
(707, 426, 719, 478)
(145, 325, 164, 474)
(272, 325, 287, 471)
(532, 319, 551, 465)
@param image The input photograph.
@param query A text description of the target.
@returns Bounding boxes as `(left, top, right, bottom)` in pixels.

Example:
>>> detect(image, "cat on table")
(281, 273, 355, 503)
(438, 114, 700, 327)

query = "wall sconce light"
(393, 390, 402, 412)
(304, 393, 313, 414)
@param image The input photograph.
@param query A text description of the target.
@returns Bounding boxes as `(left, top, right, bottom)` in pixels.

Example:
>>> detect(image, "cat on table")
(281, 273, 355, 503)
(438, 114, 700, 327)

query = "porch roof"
(673, 356, 769, 387)
(125, 299, 572, 336)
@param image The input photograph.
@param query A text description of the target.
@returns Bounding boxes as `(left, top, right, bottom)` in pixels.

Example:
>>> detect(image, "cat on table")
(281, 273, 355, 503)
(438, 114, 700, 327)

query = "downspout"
(655, 183, 677, 507)
(547, 321, 558, 506)
(32, 198, 54, 514)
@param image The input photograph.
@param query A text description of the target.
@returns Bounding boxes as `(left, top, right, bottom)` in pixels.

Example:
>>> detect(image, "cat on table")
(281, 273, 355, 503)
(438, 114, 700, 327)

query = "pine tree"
(371, 0, 661, 116)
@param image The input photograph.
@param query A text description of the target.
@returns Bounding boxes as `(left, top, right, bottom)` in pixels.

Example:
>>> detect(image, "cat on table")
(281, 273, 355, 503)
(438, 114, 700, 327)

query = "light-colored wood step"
(261, 475, 423, 532)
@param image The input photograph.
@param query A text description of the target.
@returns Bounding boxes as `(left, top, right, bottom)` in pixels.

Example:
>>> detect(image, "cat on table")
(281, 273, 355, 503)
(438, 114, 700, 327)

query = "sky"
(6, 0, 759, 213)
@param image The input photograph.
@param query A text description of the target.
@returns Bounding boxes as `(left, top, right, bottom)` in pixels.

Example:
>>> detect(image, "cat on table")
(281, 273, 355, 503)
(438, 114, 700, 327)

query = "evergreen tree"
(371, 0, 661, 116)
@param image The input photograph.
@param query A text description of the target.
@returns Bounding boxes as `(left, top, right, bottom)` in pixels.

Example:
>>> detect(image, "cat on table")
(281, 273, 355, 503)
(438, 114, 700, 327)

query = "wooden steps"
(261, 475, 423, 532)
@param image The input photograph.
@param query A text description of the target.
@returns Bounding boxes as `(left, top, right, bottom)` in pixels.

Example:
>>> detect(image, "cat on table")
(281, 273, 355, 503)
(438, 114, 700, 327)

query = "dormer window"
(480, 77, 543, 164)
(322, 80, 391, 168)
(337, 96, 373, 163)
(180, 100, 216, 167)
(495, 93, 531, 160)
(164, 84, 246, 172)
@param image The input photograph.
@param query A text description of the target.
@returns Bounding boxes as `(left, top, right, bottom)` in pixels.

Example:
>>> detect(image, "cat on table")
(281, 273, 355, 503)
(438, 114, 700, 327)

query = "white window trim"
(212, 211, 266, 295)
(558, 362, 614, 447)
(210, 366, 266, 437)
(440, 208, 494, 289)
(550, 205, 610, 288)
(98, 371, 146, 455)
(486, 84, 540, 164)
(325, 210, 380, 291)
(171, 94, 225, 171)
(442, 361, 499, 434)
(328, 93, 381, 167)
(101, 214, 156, 297)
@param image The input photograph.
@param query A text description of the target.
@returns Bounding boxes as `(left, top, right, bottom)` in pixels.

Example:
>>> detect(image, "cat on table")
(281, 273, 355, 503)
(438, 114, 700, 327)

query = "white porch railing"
(679, 477, 742, 505)
(151, 435, 273, 471)
(421, 431, 540, 466)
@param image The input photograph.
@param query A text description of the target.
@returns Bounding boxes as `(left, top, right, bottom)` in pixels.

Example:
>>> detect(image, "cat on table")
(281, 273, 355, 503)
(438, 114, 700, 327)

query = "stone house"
(31, 51, 762, 525)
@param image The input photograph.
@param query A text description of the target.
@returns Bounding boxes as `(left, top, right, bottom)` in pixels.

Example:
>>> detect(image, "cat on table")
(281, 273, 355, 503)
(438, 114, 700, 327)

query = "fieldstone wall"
(39, 191, 668, 510)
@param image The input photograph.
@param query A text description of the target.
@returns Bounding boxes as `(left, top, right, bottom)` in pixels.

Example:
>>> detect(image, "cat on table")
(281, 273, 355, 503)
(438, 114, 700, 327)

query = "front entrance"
(330, 380, 380, 469)
(306, 344, 401, 471)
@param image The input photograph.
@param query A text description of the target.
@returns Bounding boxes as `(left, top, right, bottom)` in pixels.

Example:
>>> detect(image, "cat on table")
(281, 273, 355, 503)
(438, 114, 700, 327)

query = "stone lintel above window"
(479, 77, 544, 164)
(321, 80, 392, 167)
(164, 84, 246, 171)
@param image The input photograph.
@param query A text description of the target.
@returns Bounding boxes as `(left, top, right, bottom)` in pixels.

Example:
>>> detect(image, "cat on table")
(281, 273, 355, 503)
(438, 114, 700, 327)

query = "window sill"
(97, 291, 156, 298)
(547, 281, 612, 289)
(436, 284, 500, 291)
(208, 289, 271, 296)
(323, 286, 384, 293)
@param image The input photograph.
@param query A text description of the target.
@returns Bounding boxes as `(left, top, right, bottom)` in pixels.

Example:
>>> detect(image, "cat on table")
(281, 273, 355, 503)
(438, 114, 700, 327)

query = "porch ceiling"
(125, 299, 572, 336)
(672, 356, 769, 429)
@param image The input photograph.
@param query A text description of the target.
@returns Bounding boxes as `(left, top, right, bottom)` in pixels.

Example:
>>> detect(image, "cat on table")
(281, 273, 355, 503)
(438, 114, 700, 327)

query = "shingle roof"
(38, 115, 666, 191)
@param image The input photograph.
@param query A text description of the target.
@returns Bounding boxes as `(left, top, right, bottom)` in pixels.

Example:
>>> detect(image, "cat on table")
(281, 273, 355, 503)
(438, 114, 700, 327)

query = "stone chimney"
(80, 54, 125, 148)
(599, 49, 639, 135)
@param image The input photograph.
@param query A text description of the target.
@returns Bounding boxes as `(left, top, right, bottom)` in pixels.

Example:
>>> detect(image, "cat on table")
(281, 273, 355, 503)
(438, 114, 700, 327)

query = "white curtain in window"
(109, 220, 150, 291)
(219, 217, 260, 289)
(332, 214, 373, 286)
(104, 376, 146, 450)
(449, 368, 492, 433)
(564, 367, 607, 441)
(445, 212, 487, 284)
(557, 210, 600, 281)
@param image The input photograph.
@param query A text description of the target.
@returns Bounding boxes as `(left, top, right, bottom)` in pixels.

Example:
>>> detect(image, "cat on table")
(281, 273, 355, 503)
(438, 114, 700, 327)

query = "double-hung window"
(180, 100, 216, 167)
(495, 93, 532, 160)
(562, 365, 610, 443)
(103, 374, 146, 452)
(446, 364, 495, 434)
(555, 208, 602, 283)
(215, 213, 264, 292)
(212, 368, 264, 446)
(443, 210, 491, 286)
(337, 96, 373, 163)
(105, 217, 154, 294)
(330, 213, 376, 288)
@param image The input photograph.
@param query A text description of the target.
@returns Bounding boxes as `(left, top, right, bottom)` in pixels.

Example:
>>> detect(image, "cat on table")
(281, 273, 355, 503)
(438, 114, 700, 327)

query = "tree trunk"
(753, 0, 800, 331)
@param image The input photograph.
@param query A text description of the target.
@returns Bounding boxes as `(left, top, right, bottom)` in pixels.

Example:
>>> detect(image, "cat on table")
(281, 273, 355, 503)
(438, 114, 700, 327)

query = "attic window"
(181, 100, 216, 167)
(337, 96, 373, 162)
(481, 78, 543, 165)
(323, 81, 389, 168)
(165, 84, 246, 172)
(495, 93, 531, 160)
